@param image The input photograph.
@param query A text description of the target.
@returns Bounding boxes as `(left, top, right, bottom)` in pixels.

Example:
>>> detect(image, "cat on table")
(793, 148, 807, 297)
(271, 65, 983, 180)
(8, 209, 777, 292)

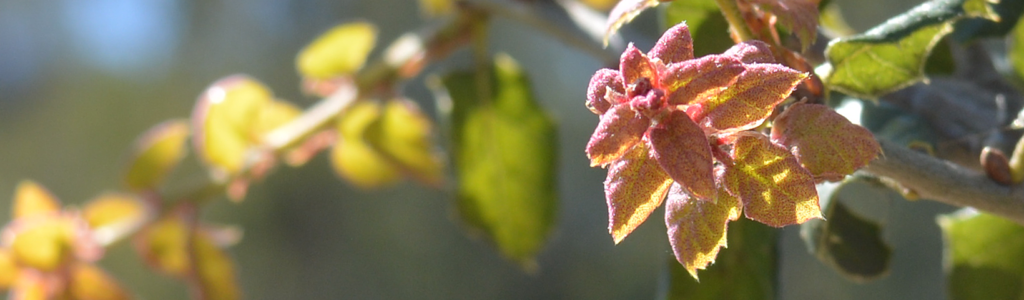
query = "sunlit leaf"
(665, 184, 741, 279)
(124, 120, 190, 191)
(605, 0, 662, 45)
(68, 262, 130, 300)
(135, 214, 191, 277)
(11, 219, 73, 272)
(12, 180, 60, 219)
(365, 98, 445, 186)
(192, 75, 274, 176)
(940, 210, 1024, 300)
(605, 144, 673, 244)
(0, 249, 17, 289)
(800, 177, 894, 281)
(586, 104, 650, 167)
(330, 101, 402, 188)
(1010, 15, 1024, 81)
(823, 0, 995, 98)
(83, 193, 149, 245)
(771, 103, 879, 182)
(192, 231, 241, 300)
(660, 217, 777, 300)
(689, 64, 806, 133)
(723, 134, 821, 227)
(662, 0, 734, 57)
(650, 22, 695, 65)
(648, 110, 715, 200)
(418, 0, 455, 16)
(297, 22, 377, 79)
(436, 54, 558, 263)
(253, 100, 301, 139)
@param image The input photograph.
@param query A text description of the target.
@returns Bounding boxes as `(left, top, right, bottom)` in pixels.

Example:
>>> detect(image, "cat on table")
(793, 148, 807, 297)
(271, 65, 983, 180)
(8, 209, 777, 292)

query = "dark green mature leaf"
(801, 177, 895, 282)
(823, 0, 996, 99)
(662, 0, 734, 57)
(660, 217, 777, 300)
(940, 211, 1024, 300)
(435, 54, 558, 265)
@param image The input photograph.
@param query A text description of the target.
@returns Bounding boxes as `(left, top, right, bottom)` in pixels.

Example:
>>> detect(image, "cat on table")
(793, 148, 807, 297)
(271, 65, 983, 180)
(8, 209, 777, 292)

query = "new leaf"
(724, 134, 822, 227)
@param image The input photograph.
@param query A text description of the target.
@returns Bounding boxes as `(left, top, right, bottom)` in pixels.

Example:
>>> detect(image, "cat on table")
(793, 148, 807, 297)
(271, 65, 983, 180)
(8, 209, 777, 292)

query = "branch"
(865, 138, 1024, 224)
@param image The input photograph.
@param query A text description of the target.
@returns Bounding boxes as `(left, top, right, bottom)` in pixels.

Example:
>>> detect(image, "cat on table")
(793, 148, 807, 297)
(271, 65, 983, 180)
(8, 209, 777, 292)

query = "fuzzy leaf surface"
(724, 134, 821, 227)
(604, 144, 673, 243)
(745, 0, 821, 50)
(661, 217, 777, 299)
(823, 0, 993, 98)
(771, 103, 879, 181)
(940, 211, 1024, 300)
(665, 184, 741, 279)
(437, 54, 558, 264)
(659, 55, 745, 106)
(648, 110, 715, 200)
(690, 64, 805, 133)
(124, 120, 190, 191)
(587, 105, 650, 167)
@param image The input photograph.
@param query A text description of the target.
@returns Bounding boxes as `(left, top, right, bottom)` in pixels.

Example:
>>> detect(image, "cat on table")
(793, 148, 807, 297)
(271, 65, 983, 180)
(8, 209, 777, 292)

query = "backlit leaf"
(82, 193, 149, 245)
(297, 22, 377, 79)
(418, 0, 455, 16)
(192, 75, 274, 176)
(330, 101, 402, 188)
(823, 0, 993, 98)
(135, 214, 191, 277)
(68, 262, 130, 300)
(744, 0, 821, 50)
(605, 144, 673, 244)
(690, 64, 805, 133)
(605, 0, 662, 45)
(365, 98, 445, 186)
(192, 231, 241, 300)
(724, 134, 821, 227)
(659, 55, 745, 106)
(940, 210, 1024, 300)
(253, 100, 301, 139)
(586, 104, 650, 167)
(1010, 15, 1024, 81)
(437, 54, 558, 263)
(771, 103, 879, 182)
(660, 217, 777, 300)
(124, 120, 190, 191)
(650, 23, 695, 65)
(12, 180, 60, 219)
(662, 0, 734, 57)
(11, 219, 73, 272)
(665, 184, 741, 279)
(648, 110, 715, 200)
(800, 176, 893, 281)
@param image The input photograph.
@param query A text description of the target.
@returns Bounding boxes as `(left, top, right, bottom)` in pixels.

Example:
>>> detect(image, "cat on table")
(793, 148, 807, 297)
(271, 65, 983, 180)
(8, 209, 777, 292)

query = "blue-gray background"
(0, 0, 955, 299)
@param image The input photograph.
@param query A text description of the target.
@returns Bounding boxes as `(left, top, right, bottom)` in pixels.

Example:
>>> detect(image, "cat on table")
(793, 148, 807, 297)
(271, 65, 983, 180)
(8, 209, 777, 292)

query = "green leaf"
(124, 120, 190, 191)
(435, 54, 558, 265)
(823, 0, 994, 99)
(330, 101, 403, 189)
(952, 0, 1023, 41)
(192, 75, 274, 176)
(297, 22, 377, 79)
(723, 134, 822, 227)
(662, 0, 734, 57)
(365, 98, 445, 186)
(1010, 15, 1024, 81)
(800, 176, 895, 282)
(940, 210, 1024, 300)
(660, 217, 777, 300)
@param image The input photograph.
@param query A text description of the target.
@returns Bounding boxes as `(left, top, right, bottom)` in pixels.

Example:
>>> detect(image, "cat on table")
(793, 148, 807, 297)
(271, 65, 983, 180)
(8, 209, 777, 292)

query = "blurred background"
(0, 0, 958, 299)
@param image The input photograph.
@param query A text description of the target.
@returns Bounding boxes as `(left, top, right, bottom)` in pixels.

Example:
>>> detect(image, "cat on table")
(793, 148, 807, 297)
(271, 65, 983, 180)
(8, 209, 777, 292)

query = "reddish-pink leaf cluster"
(586, 23, 879, 278)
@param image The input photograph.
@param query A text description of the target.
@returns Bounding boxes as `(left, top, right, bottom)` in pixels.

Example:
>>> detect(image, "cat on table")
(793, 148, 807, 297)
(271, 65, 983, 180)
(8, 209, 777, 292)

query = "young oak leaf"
(605, 143, 674, 244)
(123, 120, 190, 191)
(330, 101, 402, 188)
(586, 104, 651, 167)
(724, 134, 822, 227)
(647, 110, 716, 200)
(741, 0, 821, 50)
(771, 103, 880, 182)
(689, 63, 807, 133)
(665, 183, 741, 280)
(659, 55, 746, 106)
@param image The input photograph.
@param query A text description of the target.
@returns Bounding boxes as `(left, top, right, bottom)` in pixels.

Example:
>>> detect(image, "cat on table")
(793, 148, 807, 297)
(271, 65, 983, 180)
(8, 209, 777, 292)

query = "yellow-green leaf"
(297, 22, 377, 79)
(68, 262, 130, 300)
(192, 75, 274, 176)
(135, 214, 191, 277)
(418, 0, 455, 16)
(940, 211, 1024, 300)
(83, 193, 149, 245)
(724, 134, 822, 227)
(12, 180, 61, 219)
(124, 120, 190, 191)
(192, 231, 241, 300)
(0, 249, 15, 289)
(365, 98, 445, 186)
(330, 100, 402, 188)
(11, 219, 73, 272)
(665, 184, 741, 279)
(436, 54, 558, 264)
